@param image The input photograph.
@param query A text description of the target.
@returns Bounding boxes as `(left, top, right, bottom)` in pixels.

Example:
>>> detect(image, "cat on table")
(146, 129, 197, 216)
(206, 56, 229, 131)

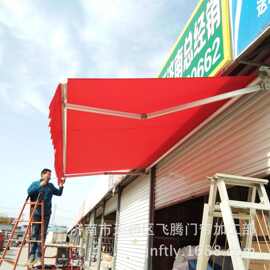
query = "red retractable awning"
(49, 76, 255, 181)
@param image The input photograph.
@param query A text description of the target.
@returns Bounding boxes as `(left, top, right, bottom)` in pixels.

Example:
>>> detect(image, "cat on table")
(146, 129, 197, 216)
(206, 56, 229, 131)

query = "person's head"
(41, 168, 51, 182)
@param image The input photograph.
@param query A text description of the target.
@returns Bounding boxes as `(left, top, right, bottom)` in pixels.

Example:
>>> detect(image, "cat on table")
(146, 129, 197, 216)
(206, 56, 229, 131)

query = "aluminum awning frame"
(58, 68, 270, 180)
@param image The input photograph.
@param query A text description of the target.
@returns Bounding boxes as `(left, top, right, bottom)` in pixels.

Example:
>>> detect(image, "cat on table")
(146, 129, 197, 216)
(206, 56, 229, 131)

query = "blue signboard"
(230, 0, 270, 57)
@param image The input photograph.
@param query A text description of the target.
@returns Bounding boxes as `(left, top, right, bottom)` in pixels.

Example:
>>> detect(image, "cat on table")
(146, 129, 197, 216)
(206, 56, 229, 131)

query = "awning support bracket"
(259, 66, 270, 91)
(64, 74, 270, 121)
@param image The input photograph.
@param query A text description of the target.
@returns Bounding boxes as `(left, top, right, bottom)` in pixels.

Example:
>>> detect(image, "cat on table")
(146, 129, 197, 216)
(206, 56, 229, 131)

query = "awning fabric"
(49, 76, 254, 181)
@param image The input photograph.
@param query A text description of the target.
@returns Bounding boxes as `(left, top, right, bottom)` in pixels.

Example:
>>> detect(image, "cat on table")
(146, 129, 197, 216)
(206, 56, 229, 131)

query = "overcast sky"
(0, 0, 197, 227)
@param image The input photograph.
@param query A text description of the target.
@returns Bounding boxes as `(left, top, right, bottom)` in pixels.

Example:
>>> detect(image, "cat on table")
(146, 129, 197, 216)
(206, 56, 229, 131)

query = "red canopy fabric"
(49, 77, 254, 181)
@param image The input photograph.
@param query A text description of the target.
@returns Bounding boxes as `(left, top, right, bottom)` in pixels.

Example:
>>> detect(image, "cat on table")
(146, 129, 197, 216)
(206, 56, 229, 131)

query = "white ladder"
(196, 173, 270, 270)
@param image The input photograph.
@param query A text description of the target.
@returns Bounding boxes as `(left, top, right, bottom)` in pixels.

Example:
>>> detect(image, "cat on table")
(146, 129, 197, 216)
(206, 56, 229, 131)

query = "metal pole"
(41, 198, 45, 270)
(66, 103, 142, 120)
(27, 201, 31, 270)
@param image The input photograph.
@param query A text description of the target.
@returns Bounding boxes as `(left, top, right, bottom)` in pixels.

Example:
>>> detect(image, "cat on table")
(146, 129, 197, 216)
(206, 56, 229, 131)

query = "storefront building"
(65, 1, 270, 270)
(152, 1, 270, 269)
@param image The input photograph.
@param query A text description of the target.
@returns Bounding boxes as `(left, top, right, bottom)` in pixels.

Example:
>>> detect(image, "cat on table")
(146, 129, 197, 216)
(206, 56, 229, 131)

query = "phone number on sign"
(188, 36, 221, 77)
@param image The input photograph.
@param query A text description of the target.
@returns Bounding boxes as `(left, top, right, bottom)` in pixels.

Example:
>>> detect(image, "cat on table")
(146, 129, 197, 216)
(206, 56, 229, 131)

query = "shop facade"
(71, 88, 270, 270)
(69, 174, 151, 270)
(66, 0, 270, 269)
(70, 90, 270, 270)
(151, 0, 270, 268)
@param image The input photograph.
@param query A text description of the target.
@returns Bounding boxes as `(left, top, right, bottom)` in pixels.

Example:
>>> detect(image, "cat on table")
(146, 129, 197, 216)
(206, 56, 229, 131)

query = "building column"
(112, 187, 122, 270)
(96, 202, 105, 270)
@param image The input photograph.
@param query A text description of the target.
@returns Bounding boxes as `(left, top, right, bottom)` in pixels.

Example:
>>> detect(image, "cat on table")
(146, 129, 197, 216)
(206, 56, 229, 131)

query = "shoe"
(27, 254, 36, 266)
(33, 257, 42, 267)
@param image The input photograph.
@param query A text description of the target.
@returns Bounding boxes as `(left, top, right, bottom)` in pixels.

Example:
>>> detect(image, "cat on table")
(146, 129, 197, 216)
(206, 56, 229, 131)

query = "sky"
(0, 0, 197, 227)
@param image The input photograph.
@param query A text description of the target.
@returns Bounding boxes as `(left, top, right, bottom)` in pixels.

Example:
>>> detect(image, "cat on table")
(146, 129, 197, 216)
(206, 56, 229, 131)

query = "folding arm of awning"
(64, 169, 147, 177)
(51, 67, 270, 181)
(62, 68, 270, 121)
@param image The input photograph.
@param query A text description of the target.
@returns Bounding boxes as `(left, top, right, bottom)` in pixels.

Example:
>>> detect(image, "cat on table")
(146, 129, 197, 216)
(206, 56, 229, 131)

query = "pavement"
(0, 246, 57, 270)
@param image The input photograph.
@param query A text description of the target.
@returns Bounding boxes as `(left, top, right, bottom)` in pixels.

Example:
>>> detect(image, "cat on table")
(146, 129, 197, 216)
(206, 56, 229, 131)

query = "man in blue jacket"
(27, 168, 64, 266)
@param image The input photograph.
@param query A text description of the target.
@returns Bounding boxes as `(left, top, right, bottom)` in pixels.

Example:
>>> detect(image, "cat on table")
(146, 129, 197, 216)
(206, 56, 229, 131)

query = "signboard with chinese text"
(159, 0, 232, 78)
(230, 0, 270, 57)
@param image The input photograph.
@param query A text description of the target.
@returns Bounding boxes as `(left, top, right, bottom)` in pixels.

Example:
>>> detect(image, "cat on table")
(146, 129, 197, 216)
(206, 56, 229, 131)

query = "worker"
(27, 168, 64, 266)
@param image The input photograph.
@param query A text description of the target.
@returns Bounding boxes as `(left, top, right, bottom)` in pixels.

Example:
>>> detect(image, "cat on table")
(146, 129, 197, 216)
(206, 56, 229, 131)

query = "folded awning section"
(49, 76, 261, 181)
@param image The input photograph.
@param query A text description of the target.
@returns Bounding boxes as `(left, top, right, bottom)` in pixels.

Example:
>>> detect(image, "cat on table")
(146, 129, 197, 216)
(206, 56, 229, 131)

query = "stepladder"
(0, 193, 46, 270)
(196, 173, 270, 270)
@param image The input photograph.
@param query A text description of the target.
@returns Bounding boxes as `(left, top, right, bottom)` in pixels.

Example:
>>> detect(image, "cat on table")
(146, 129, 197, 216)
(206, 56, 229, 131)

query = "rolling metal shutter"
(115, 175, 150, 270)
(104, 194, 118, 216)
(155, 92, 270, 209)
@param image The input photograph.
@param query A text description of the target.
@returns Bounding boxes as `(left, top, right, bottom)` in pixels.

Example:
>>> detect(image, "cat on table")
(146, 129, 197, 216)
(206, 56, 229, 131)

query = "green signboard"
(159, 0, 232, 78)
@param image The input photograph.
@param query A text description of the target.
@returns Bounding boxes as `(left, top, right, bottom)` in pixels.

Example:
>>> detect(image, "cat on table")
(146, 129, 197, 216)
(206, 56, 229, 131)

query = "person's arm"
(27, 182, 41, 196)
(50, 183, 64, 196)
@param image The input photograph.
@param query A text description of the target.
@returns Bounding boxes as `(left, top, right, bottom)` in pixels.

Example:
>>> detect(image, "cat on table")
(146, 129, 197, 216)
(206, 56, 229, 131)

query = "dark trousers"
(30, 214, 50, 258)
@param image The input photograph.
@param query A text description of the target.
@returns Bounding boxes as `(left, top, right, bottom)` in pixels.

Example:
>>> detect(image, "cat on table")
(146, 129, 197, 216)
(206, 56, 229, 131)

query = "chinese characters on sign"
(157, 222, 254, 237)
(160, 0, 231, 78)
(257, 0, 270, 17)
(231, 0, 270, 57)
(82, 222, 254, 237)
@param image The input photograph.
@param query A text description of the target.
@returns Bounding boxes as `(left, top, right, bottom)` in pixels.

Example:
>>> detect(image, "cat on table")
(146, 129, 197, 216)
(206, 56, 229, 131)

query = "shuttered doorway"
(155, 92, 270, 209)
(115, 174, 150, 270)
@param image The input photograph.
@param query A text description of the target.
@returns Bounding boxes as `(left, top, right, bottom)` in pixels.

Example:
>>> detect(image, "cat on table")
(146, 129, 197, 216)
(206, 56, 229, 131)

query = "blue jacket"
(27, 180, 63, 217)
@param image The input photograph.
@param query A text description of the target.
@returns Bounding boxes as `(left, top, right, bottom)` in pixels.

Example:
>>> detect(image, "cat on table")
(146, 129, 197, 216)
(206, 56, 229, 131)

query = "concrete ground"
(0, 246, 57, 270)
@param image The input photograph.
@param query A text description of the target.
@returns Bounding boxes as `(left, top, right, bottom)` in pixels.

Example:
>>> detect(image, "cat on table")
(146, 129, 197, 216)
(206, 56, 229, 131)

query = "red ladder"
(0, 193, 46, 270)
